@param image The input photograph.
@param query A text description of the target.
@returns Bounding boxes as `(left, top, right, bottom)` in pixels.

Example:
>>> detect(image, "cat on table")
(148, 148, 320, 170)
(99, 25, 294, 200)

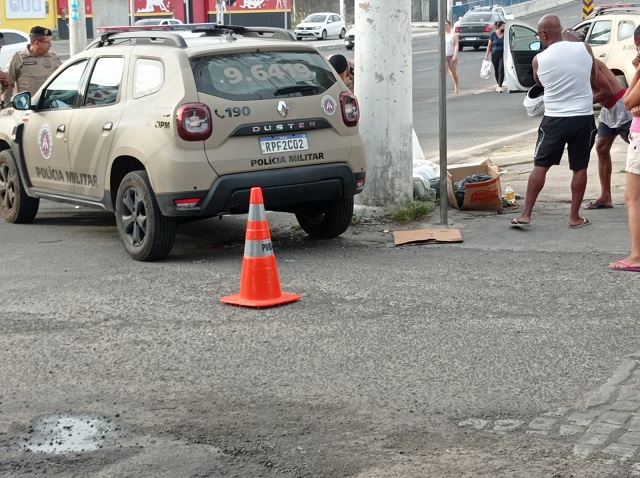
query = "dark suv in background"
(456, 9, 506, 50)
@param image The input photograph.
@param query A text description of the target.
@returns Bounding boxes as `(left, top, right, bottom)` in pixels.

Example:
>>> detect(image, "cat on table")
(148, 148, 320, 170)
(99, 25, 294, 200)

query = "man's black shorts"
(533, 115, 597, 171)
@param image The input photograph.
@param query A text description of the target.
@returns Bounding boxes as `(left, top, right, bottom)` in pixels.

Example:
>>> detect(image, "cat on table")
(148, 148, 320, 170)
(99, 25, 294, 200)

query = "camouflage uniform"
(1, 47, 62, 106)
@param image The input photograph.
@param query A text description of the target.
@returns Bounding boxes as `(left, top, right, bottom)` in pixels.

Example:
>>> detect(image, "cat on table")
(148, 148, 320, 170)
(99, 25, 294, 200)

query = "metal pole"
(438, 0, 448, 225)
(284, 0, 288, 30)
(217, 0, 224, 23)
(340, 0, 345, 21)
(185, 0, 191, 23)
(130, 0, 135, 26)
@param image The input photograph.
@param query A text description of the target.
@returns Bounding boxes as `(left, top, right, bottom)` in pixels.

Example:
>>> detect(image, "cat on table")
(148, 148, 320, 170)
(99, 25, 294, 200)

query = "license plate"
(259, 134, 308, 155)
(467, 37, 477, 40)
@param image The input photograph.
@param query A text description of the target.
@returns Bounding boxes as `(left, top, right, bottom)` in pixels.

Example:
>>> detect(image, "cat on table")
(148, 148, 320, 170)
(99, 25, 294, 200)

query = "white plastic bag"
(480, 59, 491, 79)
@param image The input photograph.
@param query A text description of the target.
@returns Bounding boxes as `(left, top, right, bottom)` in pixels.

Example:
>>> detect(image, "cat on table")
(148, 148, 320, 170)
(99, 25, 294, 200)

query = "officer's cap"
(30, 26, 53, 36)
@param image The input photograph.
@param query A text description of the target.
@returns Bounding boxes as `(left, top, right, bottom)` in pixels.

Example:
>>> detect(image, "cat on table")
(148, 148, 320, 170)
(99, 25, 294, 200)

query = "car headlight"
(312, 26, 320, 30)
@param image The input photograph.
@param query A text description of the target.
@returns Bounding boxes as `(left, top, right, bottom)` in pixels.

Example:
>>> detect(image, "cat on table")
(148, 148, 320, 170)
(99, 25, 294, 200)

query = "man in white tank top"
(511, 14, 597, 229)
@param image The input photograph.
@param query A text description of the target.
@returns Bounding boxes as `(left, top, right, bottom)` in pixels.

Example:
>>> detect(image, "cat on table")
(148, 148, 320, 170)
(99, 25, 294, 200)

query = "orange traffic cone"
(221, 187, 301, 308)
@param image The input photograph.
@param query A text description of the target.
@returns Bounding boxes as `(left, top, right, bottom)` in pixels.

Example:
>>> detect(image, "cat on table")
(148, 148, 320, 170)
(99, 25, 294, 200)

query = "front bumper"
(156, 163, 365, 217)
(295, 30, 322, 38)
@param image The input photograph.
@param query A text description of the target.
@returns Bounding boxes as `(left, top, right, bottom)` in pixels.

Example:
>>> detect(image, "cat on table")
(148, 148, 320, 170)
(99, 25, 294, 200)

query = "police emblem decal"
(321, 95, 337, 116)
(43, 60, 51, 69)
(38, 125, 53, 160)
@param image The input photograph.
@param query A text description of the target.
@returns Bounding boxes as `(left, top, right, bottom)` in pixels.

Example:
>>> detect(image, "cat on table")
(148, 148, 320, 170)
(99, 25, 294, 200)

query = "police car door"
(21, 59, 88, 194)
(504, 22, 541, 92)
(66, 56, 126, 198)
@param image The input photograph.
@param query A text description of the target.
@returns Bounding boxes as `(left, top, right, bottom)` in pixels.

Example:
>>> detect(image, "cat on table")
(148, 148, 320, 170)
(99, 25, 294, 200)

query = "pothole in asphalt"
(21, 413, 125, 454)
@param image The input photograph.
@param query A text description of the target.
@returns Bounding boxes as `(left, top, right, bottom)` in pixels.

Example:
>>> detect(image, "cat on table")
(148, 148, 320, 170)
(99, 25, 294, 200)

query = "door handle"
(57, 125, 65, 133)
(599, 53, 606, 58)
(103, 122, 113, 131)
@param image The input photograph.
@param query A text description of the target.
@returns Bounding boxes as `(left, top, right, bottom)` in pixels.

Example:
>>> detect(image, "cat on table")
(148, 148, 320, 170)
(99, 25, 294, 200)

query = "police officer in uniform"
(0, 32, 9, 90)
(1, 26, 62, 108)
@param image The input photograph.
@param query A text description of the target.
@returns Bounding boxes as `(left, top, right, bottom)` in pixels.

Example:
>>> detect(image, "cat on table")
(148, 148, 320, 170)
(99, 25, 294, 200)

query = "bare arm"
(453, 33, 459, 60)
(533, 55, 540, 85)
(485, 38, 492, 60)
(583, 43, 598, 87)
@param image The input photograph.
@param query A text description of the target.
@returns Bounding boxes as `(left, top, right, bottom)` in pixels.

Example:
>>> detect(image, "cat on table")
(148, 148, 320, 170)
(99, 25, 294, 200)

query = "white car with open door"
(504, 21, 541, 93)
(505, 7, 640, 93)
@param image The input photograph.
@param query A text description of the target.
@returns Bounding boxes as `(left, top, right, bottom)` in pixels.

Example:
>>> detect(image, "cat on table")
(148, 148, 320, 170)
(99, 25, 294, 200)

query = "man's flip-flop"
(569, 217, 591, 228)
(510, 218, 531, 228)
(585, 202, 613, 209)
(609, 260, 640, 272)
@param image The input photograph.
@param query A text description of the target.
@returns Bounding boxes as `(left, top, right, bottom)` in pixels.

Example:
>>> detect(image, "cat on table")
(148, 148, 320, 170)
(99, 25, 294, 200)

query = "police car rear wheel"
(295, 197, 354, 239)
(0, 149, 39, 224)
(115, 171, 177, 261)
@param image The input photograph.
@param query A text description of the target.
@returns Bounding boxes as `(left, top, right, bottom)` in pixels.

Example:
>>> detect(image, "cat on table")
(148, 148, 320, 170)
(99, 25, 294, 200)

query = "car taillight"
(339, 91, 360, 127)
(455, 26, 460, 33)
(484, 24, 493, 32)
(176, 103, 212, 141)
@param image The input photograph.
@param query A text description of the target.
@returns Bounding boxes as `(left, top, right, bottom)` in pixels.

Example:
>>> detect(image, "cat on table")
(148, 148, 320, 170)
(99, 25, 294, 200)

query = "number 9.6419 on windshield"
(224, 63, 313, 84)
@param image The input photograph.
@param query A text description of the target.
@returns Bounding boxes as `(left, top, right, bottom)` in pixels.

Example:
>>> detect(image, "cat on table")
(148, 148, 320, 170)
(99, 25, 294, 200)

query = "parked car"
(505, 5, 640, 92)
(469, 5, 514, 21)
(134, 18, 184, 26)
(0, 23, 366, 261)
(344, 27, 355, 50)
(295, 13, 346, 41)
(455, 10, 507, 50)
(0, 29, 29, 69)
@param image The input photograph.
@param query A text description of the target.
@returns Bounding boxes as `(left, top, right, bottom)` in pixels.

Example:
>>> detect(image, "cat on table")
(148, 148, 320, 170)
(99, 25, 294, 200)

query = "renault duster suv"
(0, 24, 366, 261)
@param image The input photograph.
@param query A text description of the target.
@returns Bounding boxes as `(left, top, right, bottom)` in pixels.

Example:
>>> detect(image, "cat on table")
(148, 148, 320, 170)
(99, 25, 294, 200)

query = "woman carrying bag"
(484, 20, 506, 92)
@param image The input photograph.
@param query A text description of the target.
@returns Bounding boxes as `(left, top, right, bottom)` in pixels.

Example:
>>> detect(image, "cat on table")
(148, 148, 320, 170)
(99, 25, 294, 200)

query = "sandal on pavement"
(569, 217, 590, 228)
(510, 218, 531, 229)
(609, 260, 640, 272)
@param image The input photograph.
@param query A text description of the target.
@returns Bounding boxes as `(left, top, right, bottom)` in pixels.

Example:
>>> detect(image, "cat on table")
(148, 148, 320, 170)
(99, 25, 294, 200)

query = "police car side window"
(133, 58, 164, 99)
(41, 60, 88, 110)
(84, 57, 124, 107)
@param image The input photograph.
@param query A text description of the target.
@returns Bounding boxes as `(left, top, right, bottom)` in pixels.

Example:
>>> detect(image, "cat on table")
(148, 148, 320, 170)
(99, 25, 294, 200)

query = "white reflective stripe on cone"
(248, 203, 266, 221)
(244, 238, 274, 257)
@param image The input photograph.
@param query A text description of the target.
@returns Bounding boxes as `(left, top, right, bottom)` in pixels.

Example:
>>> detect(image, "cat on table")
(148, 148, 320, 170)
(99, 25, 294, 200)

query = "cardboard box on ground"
(447, 159, 503, 211)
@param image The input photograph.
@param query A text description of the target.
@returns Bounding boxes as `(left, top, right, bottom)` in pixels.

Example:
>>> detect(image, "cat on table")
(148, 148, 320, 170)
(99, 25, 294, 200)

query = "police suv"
(0, 23, 366, 261)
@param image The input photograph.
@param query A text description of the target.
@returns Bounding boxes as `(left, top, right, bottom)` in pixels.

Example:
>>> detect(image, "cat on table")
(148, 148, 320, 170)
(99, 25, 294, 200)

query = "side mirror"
(529, 40, 542, 51)
(11, 92, 32, 111)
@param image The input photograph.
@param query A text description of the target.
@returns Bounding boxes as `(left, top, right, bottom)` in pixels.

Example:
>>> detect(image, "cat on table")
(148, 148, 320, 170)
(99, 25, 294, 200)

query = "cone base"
(220, 291, 301, 308)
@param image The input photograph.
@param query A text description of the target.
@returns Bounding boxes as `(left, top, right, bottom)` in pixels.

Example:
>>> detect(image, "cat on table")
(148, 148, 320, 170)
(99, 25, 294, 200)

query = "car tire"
(295, 197, 354, 239)
(458, 45, 464, 51)
(346, 44, 354, 50)
(339, 28, 346, 39)
(296, 37, 302, 41)
(115, 170, 177, 261)
(0, 149, 39, 224)
(473, 45, 480, 50)
(321, 30, 327, 40)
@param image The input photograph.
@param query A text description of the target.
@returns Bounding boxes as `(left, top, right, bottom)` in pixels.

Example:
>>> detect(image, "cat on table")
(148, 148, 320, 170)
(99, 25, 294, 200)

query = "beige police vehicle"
(0, 24, 366, 261)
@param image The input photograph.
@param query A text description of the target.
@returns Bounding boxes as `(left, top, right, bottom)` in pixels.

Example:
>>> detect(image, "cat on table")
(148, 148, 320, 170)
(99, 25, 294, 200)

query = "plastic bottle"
(505, 183, 516, 205)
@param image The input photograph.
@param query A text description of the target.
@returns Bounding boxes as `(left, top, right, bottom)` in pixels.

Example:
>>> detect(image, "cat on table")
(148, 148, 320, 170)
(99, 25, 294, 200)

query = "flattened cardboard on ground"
(393, 229, 463, 246)
(447, 159, 503, 211)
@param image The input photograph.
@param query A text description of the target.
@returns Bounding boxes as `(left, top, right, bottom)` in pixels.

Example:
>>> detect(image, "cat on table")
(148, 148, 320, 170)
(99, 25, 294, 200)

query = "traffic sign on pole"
(583, 0, 593, 18)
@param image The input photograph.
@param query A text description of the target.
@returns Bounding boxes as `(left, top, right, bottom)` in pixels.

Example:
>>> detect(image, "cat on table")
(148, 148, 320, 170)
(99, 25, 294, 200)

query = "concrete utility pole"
(340, 0, 346, 21)
(130, 0, 135, 25)
(355, 0, 413, 206)
(69, 0, 87, 57)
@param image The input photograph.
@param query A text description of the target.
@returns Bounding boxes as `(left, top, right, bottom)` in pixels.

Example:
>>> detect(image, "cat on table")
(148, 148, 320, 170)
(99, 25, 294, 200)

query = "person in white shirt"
(511, 14, 597, 229)
(445, 20, 460, 95)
